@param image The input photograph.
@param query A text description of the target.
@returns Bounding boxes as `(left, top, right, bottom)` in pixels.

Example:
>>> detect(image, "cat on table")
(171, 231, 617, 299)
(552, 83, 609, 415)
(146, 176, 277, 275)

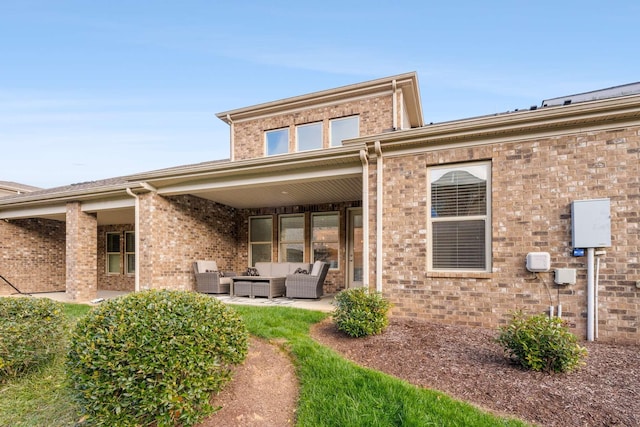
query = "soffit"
(151, 151, 365, 209)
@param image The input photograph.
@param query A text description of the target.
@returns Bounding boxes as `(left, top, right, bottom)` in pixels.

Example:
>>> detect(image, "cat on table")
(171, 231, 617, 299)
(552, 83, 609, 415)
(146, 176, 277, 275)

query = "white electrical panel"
(554, 268, 577, 285)
(571, 199, 611, 248)
(526, 252, 551, 272)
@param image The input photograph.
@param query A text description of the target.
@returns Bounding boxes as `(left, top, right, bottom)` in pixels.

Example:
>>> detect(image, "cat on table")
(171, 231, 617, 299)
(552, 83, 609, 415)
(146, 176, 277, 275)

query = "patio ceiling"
(142, 146, 366, 209)
(177, 174, 362, 209)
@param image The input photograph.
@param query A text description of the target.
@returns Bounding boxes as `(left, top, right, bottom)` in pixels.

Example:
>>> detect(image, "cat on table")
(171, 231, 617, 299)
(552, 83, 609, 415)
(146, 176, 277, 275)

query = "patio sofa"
(231, 262, 311, 299)
(193, 260, 237, 294)
(285, 261, 330, 299)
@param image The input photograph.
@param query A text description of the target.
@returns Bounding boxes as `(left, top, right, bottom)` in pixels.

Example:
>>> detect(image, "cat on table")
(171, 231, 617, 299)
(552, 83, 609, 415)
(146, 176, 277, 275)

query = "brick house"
(1, 72, 638, 343)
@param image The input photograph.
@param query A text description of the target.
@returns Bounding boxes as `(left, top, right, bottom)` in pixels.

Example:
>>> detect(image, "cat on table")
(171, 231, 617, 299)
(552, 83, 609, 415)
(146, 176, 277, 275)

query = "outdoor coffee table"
(230, 276, 286, 299)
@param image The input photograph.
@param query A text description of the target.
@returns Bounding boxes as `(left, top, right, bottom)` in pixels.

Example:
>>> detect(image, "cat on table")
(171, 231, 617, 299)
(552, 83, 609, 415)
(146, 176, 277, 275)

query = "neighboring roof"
(216, 72, 424, 128)
(0, 181, 41, 194)
(542, 82, 640, 108)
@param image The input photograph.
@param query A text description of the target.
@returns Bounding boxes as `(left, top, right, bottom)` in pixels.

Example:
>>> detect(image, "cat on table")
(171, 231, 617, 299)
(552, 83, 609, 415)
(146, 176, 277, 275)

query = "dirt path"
(199, 337, 298, 426)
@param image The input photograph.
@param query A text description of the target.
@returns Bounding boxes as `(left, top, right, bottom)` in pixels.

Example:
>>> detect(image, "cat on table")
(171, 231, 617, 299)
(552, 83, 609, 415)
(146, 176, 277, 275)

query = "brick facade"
(2, 73, 637, 343)
(377, 125, 640, 343)
(137, 193, 239, 291)
(0, 218, 65, 295)
(65, 202, 98, 301)
(232, 94, 393, 161)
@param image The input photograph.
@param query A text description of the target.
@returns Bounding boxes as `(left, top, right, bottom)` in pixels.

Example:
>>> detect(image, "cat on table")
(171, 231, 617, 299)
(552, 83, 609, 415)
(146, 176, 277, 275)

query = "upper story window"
(330, 116, 359, 147)
(427, 162, 491, 272)
(296, 122, 322, 152)
(265, 128, 289, 156)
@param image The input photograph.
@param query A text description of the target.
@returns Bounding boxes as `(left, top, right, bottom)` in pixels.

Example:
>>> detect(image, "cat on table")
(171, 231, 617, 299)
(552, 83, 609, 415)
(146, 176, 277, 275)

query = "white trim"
(81, 198, 135, 212)
(0, 204, 66, 219)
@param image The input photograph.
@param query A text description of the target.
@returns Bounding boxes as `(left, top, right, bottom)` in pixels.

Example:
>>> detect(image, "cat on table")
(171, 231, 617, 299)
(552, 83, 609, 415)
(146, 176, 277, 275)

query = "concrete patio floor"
(18, 290, 335, 313)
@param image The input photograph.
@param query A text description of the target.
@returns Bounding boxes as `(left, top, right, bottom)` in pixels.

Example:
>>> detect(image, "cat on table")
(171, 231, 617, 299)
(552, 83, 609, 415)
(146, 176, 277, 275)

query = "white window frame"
(278, 214, 305, 263)
(125, 231, 135, 275)
(427, 161, 491, 272)
(265, 128, 289, 156)
(311, 212, 340, 269)
(249, 216, 273, 267)
(106, 232, 121, 275)
(330, 116, 359, 147)
(296, 122, 323, 152)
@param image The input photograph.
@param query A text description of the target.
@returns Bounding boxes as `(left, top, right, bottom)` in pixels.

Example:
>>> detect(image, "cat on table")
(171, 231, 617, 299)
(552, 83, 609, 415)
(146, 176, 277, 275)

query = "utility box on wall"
(571, 198, 611, 248)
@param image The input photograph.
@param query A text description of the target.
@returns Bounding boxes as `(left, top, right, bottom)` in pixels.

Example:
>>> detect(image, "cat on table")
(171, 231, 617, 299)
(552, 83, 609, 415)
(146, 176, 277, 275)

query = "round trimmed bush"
(496, 311, 587, 373)
(0, 296, 66, 381)
(333, 288, 391, 338)
(66, 289, 249, 427)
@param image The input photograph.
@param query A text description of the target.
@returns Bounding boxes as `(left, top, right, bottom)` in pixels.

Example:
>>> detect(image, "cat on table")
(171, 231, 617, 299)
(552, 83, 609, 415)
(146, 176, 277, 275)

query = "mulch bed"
(310, 317, 640, 427)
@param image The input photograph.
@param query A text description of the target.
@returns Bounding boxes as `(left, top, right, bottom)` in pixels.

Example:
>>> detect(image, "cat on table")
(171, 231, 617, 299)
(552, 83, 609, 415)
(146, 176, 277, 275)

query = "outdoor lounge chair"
(193, 260, 236, 294)
(285, 261, 330, 299)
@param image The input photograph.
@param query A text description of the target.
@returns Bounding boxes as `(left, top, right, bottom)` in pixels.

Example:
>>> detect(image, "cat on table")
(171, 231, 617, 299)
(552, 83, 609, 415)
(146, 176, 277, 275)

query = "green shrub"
(496, 311, 587, 373)
(333, 288, 391, 338)
(0, 297, 66, 381)
(66, 289, 249, 427)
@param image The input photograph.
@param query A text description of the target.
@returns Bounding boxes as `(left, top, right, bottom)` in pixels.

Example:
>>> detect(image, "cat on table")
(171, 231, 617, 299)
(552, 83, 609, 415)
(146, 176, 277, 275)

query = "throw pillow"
(310, 261, 323, 276)
(294, 268, 309, 274)
(247, 267, 259, 276)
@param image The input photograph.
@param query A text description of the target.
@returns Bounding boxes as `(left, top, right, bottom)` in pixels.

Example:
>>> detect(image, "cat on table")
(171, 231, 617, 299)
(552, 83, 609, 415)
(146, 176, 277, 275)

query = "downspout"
(392, 79, 397, 131)
(227, 114, 235, 162)
(374, 141, 383, 293)
(359, 149, 370, 288)
(126, 187, 141, 293)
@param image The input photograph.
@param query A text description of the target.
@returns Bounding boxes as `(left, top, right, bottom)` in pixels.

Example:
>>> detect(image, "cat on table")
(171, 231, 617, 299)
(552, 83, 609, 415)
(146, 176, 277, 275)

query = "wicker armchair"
(193, 261, 236, 294)
(285, 261, 330, 299)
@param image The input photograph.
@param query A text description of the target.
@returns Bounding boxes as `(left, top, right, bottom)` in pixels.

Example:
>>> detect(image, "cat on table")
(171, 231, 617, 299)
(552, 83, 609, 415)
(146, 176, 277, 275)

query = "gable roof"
(216, 72, 424, 128)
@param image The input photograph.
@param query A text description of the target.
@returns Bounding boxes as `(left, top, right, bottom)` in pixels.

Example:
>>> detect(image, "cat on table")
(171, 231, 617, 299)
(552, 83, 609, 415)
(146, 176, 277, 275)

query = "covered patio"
(23, 289, 336, 313)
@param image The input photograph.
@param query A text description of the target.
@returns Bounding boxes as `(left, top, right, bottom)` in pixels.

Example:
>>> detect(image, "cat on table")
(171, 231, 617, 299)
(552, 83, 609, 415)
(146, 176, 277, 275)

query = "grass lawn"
(0, 302, 529, 426)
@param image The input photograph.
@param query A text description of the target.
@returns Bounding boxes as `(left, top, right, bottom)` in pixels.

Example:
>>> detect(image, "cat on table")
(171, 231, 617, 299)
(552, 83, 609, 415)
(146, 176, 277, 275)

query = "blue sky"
(1, 1, 638, 189)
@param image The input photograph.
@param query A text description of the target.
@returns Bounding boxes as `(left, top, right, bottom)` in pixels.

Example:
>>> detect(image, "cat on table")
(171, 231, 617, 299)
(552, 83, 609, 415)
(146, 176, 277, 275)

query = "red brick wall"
(377, 125, 640, 343)
(0, 218, 66, 295)
(138, 193, 239, 291)
(66, 202, 97, 301)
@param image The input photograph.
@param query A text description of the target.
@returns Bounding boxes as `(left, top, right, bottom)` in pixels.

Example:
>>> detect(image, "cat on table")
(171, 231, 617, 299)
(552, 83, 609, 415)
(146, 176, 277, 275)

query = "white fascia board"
(158, 165, 362, 196)
(81, 198, 135, 212)
(0, 204, 67, 220)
